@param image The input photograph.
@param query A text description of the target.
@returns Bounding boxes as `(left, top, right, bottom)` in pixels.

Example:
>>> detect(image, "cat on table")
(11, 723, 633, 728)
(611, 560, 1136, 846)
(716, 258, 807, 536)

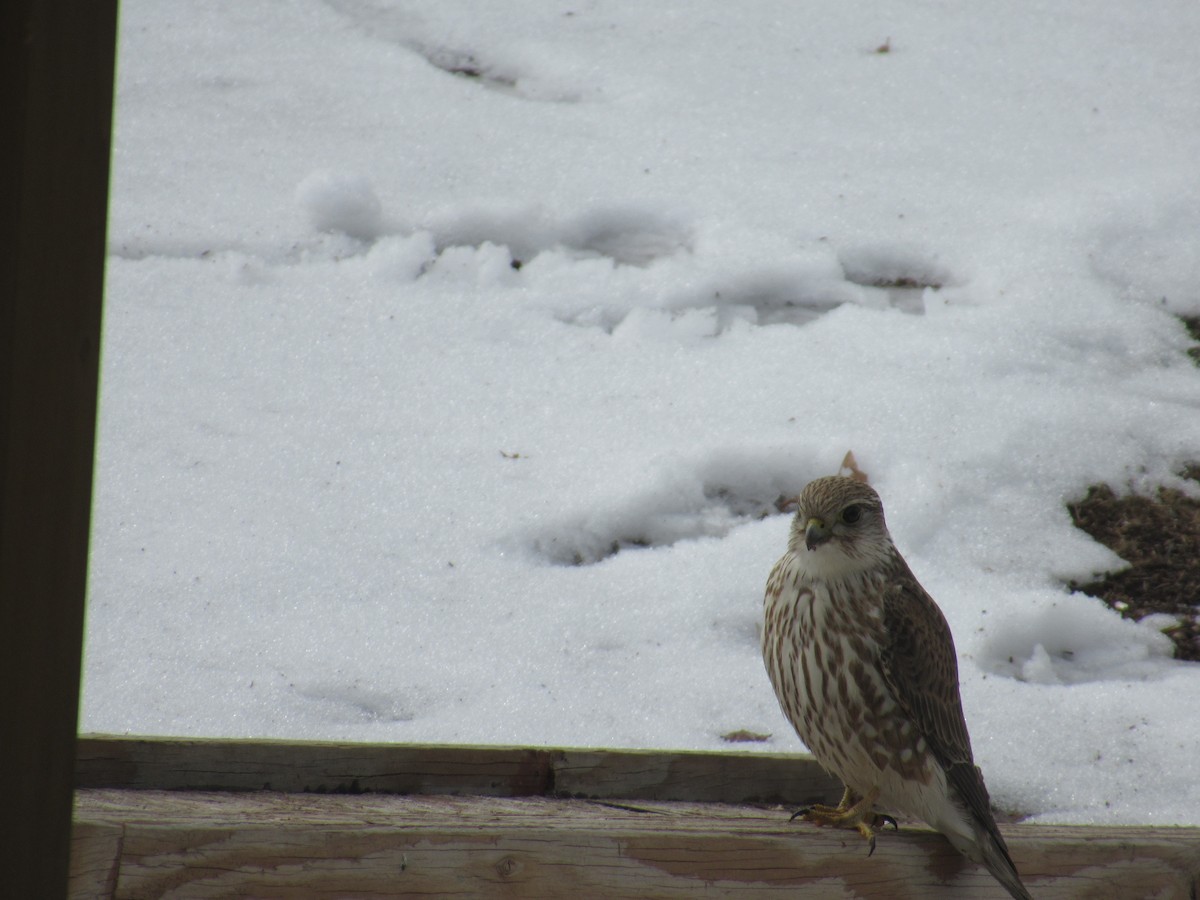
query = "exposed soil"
(1065, 317, 1200, 662)
(1184, 315, 1200, 364)
(1067, 466, 1200, 662)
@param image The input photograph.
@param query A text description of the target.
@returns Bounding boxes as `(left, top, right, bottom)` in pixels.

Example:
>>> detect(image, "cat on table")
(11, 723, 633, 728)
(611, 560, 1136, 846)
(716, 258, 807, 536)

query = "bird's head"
(788, 476, 896, 579)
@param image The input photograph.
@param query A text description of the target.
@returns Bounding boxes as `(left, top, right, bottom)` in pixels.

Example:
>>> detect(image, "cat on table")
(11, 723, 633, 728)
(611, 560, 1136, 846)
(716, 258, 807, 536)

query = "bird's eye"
(841, 505, 863, 524)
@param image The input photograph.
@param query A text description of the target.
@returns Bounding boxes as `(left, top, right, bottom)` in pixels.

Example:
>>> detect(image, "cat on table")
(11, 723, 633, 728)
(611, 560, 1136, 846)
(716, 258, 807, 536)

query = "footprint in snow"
(326, 0, 593, 103)
(550, 241, 957, 336)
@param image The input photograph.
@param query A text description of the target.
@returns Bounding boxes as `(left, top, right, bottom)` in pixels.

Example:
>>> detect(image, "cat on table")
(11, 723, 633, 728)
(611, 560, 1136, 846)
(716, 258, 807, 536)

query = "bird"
(762, 475, 1032, 900)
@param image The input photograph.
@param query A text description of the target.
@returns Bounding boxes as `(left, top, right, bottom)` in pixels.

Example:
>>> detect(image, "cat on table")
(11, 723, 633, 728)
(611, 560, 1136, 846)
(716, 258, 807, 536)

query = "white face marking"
(799, 539, 889, 582)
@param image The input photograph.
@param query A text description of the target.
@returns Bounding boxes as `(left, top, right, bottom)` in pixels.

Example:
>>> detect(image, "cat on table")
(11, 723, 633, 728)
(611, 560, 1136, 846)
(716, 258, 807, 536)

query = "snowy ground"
(85, 1, 1200, 826)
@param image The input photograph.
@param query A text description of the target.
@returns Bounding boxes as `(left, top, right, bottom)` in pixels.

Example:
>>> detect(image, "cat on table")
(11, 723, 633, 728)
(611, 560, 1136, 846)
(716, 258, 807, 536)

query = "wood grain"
(73, 789, 1200, 899)
(76, 735, 844, 805)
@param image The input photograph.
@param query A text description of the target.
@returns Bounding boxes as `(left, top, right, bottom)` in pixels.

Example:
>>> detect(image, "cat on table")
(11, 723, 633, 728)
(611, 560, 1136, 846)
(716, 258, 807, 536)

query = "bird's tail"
(941, 763, 1033, 899)
(973, 823, 1032, 900)
(941, 810, 1032, 900)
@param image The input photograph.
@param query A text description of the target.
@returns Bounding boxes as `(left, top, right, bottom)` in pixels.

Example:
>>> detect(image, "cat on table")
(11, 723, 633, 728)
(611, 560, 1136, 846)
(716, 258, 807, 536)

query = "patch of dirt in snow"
(1068, 463, 1200, 662)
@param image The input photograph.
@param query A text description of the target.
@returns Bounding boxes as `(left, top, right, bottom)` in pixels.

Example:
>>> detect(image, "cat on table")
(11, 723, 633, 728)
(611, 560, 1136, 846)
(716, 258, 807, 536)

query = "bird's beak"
(805, 517, 831, 551)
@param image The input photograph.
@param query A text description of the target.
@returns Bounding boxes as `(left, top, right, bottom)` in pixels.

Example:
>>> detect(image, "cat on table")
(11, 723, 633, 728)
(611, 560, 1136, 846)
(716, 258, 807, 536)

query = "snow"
(85, 0, 1200, 827)
(296, 170, 385, 240)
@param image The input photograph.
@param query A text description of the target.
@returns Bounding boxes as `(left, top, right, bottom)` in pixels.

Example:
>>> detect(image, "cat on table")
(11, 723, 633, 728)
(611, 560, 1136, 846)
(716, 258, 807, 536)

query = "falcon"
(763, 476, 1031, 900)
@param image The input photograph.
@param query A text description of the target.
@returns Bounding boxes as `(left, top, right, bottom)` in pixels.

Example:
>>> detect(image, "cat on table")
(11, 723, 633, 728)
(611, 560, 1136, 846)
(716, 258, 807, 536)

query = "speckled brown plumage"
(763, 476, 1031, 900)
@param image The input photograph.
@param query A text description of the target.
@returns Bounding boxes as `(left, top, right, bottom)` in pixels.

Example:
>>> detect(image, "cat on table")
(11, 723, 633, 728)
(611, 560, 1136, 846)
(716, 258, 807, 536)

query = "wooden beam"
(76, 735, 843, 805)
(0, 2, 116, 897)
(72, 789, 1200, 899)
(71, 739, 1200, 896)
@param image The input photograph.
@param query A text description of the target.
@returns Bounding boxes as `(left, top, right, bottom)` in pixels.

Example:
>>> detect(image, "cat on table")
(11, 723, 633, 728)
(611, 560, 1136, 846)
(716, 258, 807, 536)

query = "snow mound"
(1091, 201, 1200, 316)
(977, 600, 1176, 685)
(422, 201, 692, 267)
(296, 170, 384, 240)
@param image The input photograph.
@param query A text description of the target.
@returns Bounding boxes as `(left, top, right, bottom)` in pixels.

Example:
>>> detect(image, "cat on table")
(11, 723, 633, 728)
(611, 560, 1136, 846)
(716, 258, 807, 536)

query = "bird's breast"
(763, 559, 935, 797)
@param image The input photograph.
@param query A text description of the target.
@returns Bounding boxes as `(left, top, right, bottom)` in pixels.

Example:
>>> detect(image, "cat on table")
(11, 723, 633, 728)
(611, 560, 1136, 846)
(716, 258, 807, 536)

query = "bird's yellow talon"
(789, 786, 886, 852)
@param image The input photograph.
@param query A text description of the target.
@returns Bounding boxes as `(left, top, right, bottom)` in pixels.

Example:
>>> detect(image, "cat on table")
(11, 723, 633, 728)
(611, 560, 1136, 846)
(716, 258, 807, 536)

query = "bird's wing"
(878, 566, 972, 764)
(878, 564, 1000, 833)
(880, 561, 1025, 892)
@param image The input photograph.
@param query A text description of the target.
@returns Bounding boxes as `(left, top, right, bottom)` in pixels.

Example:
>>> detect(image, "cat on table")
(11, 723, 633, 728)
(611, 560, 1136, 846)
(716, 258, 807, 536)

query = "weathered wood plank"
(67, 819, 121, 899)
(72, 790, 1200, 899)
(552, 746, 839, 804)
(76, 736, 556, 797)
(75, 735, 843, 805)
